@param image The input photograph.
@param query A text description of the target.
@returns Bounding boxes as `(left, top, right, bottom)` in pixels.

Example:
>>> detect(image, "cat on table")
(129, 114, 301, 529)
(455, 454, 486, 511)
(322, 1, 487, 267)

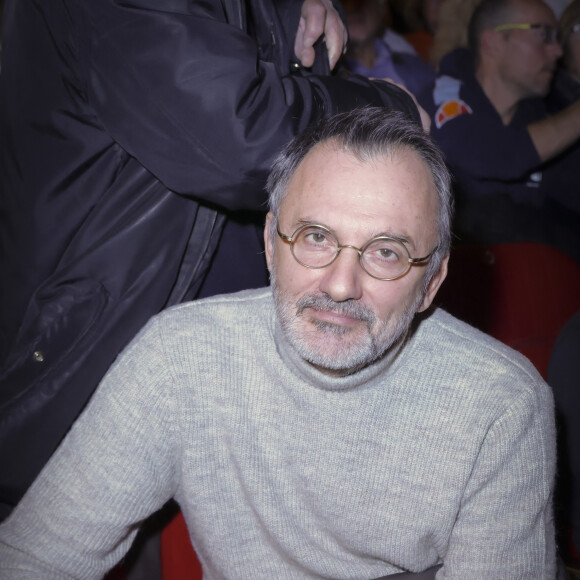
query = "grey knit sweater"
(0, 288, 557, 579)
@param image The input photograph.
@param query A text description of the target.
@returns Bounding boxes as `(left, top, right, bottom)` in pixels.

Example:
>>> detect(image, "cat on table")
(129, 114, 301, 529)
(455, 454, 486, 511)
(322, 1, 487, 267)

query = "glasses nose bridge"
(542, 25, 559, 46)
(335, 243, 364, 262)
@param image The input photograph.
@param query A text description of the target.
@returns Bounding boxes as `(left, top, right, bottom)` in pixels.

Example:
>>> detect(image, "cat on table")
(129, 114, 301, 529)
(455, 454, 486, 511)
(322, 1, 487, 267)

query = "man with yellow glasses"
(419, 0, 580, 261)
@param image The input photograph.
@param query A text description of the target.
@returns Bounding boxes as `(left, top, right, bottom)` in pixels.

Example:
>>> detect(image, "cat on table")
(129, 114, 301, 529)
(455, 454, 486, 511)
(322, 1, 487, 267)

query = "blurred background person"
(390, 0, 445, 61)
(343, 0, 436, 95)
(552, 0, 580, 103)
(419, 0, 580, 264)
(414, 0, 569, 69)
(430, 0, 483, 68)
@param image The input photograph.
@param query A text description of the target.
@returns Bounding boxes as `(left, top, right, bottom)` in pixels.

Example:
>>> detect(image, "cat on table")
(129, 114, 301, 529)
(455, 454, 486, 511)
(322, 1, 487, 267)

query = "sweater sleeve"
(86, 0, 420, 212)
(0, 318, 180, 579)
(440, 381, 557, 578)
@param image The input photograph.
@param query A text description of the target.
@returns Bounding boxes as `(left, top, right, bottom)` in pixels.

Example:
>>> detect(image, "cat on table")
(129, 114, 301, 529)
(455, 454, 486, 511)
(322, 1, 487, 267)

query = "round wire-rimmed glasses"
(276, 223, 437, 281)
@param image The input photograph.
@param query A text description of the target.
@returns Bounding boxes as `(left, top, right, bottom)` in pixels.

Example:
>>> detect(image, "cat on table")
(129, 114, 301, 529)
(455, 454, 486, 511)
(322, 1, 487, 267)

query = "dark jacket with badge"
(418, 48, 580, 261)
(0, 0, 420, 518)
(418, 48, 546, 207)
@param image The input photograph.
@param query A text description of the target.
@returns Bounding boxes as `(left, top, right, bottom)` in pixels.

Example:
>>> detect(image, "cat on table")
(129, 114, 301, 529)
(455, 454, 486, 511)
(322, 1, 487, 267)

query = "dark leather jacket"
(0, 0, 420, 518)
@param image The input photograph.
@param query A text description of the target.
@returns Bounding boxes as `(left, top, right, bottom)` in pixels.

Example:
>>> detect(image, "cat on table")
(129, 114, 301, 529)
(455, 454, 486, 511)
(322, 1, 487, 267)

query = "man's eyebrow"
(380, 232, 415, 248)
(294, 219, 416, 250)
(372, 231, 417, 251)
(295, 218, 318, 227)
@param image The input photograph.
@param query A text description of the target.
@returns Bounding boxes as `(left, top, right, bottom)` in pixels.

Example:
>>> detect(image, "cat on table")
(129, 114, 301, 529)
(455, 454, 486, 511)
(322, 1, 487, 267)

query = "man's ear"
(417, 254, 449, 313)
(264, 212, 275, 273)
(480, 28, 501, 61)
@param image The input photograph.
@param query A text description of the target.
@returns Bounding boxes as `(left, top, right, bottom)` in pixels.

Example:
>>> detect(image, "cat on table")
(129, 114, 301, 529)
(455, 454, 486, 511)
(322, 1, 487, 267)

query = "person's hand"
(294, 0, 347, 70)
(373, 78, 432, 132)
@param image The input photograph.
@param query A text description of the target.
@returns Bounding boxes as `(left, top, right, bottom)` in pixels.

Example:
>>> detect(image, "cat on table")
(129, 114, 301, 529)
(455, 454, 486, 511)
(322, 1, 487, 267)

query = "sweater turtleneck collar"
(273, 314, 409, 392)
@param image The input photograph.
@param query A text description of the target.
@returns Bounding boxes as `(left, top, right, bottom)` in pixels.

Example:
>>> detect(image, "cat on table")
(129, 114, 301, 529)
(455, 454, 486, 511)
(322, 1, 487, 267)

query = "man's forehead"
(286, 140, 432, 190)
(279, 141, 439, 243)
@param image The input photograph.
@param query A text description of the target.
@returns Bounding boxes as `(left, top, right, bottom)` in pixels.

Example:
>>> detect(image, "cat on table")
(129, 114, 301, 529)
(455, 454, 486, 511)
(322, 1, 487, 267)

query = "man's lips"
(307, 308, 363, 327)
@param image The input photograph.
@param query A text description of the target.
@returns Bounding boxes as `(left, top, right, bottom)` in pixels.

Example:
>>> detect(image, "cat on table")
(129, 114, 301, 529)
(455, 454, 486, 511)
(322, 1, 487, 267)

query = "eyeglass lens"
(538, 24, 558, 44)
(291, 225, 410, 279)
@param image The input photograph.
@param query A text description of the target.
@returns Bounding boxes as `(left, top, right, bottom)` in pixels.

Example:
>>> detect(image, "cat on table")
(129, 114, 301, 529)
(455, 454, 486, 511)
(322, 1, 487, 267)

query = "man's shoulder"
(167, 285, 271, 313)
(152, 287, 273, 333)
(417, 308, 546, 389)
(419, 49, 490, 131)
(428, 74, 475, 129)
(389, 308, 553, 438)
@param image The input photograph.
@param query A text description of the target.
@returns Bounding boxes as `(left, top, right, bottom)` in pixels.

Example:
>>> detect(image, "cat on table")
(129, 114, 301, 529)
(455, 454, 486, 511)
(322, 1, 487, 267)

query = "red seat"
(105, 510, 201, 580)
(436, 242, 580, 378)
(161, 511, 203, 580)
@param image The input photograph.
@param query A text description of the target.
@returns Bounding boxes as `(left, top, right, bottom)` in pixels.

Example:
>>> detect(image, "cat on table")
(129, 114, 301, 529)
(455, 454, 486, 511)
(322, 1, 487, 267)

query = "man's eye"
(370, 245, 400, 262)
(301, 229, 332, 246)
(308, 232, 327, 243)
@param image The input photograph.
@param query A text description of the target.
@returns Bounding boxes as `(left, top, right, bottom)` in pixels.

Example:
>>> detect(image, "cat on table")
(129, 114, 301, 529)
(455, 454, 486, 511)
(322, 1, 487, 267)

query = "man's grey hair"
(266, 107, 453, 284)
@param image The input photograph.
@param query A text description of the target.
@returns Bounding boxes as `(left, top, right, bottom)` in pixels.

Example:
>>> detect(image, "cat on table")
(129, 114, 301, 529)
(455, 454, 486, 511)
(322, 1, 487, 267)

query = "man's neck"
(475, 67, 521, 125)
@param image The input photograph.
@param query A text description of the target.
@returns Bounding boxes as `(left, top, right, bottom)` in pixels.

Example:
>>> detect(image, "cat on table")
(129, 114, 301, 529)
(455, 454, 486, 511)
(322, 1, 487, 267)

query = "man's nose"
(318, 248, 364, 302)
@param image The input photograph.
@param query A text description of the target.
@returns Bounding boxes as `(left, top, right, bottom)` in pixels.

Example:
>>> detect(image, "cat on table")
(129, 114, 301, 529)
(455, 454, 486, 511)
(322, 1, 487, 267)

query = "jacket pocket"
(0, 279, 109, 414)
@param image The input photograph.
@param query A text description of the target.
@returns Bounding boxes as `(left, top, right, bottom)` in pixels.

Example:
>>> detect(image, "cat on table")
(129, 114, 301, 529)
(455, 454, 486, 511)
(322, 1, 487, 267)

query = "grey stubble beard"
(270, 268, 424, 375)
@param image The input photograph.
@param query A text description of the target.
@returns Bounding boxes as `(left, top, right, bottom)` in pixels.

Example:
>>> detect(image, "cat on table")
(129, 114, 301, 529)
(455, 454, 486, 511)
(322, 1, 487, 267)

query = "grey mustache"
(295, 294, 376, 325)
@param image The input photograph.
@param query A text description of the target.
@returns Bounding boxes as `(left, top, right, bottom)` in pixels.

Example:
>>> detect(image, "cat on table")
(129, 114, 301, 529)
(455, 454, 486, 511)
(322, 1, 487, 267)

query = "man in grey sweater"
(0, 108, 556, 579)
